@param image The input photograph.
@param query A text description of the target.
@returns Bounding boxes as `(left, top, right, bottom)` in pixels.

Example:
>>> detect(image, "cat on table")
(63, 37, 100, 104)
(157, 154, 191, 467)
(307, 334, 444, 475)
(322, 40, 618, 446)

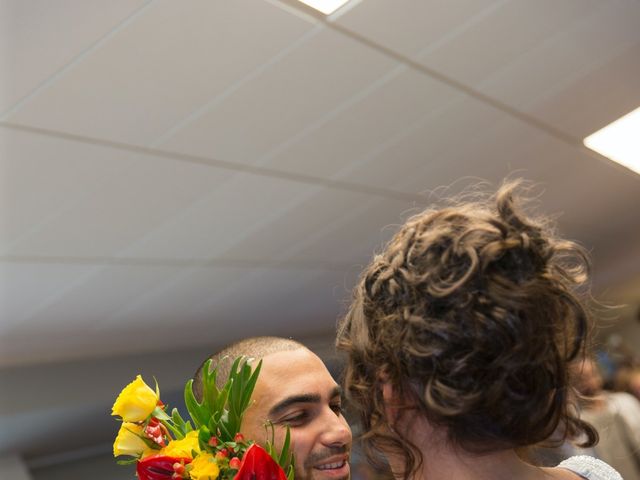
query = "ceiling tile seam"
(279, 0, 637, 179)
(0, 0, 157, 121)
(0, 254, 354, 272)
(331, 92, 469, 182)
(412, 0, 512, 60)
(518, 38, 640, 115)
(113, 181, 329, 265)
(102, 254, 268, 327)
(150, 24, 324, 147)
(251, 63, 409, 168)
(4, 263, 106, 328)
(0, 121, 427, 202)
(322, 18, 585, 150)
(328, 19, 640, 181)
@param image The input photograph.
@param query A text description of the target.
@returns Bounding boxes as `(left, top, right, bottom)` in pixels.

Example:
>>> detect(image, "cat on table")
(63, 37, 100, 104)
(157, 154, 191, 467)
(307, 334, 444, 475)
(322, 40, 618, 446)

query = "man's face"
(241, 348, 352, 480)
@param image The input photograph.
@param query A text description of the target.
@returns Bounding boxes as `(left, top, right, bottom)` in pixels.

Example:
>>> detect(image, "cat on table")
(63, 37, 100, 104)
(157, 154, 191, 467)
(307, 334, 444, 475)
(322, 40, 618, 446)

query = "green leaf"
(153, 376, 161, 399)
(218, 419, 233, 441)
(171, 408, 193, 435)
(198, 425, 211, 451)
(152, 406, 170, 421)
(278, 426, 291, 467)
(184, 379, 208, 428)
(240, 359, 262, 412)
(203, 361, 219, 410)
(160, 418, 183, 440)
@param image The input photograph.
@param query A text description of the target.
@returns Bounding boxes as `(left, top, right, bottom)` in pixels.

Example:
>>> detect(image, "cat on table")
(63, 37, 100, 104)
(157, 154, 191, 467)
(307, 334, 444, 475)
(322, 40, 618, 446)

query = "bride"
(337, 181, 621, 480)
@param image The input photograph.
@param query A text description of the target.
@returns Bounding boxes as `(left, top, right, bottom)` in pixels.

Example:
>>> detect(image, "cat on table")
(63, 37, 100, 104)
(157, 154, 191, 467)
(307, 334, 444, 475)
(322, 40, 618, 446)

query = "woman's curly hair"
(337, 180, 597, 478)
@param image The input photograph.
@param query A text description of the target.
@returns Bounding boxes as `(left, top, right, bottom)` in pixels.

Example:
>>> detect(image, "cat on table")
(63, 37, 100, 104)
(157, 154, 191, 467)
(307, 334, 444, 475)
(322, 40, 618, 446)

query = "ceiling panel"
(0, 0, 148, 115)
(276, 194, 411, 264)
(16, 264, 185, 331)
(262, 66, 461, 177)
(333, 94, 500, 191)
(336, 0, 640, 141)
(0, 262, 100, 334)
(100, 265, 253, 330)
(217, 187, 382, 262)
(5, 150, 233, 258)
(7, 0, 314, 145)
(476, 2, 640, 116)
(160, 26, 397, 165)
(335, 0, 502, 59)
(186, 267, 345, 337)
(1, 127, 136, 252)
(415, 0, 602, 90)
(118, 172, 313, 260)
(527, 41, 640, 139)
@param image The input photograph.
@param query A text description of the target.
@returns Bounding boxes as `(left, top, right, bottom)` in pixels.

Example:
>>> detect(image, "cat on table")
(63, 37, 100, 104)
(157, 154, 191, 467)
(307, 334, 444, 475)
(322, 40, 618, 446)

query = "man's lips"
(313, 456, 349, 471)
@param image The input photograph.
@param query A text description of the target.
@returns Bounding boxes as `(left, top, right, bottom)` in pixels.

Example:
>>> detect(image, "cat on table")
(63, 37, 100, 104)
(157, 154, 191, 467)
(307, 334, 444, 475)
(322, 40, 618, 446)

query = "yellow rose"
(112, 375, 158, 422)
(189, 453, 219, 480)
(113, 423, 153, 458)
(161, 431, 200, 459)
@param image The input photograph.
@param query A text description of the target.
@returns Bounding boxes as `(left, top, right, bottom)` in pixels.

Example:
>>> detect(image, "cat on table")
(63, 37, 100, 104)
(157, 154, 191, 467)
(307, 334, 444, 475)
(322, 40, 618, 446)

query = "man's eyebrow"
(269, 394, 321, 416)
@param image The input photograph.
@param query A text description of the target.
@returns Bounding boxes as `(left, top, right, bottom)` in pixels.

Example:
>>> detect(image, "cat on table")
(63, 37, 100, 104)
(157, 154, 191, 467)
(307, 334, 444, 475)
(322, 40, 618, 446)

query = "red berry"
(229, 457, 241, 469)
(208, 436, 218, 447)
(173, 463, 185, 474)
(234, 433, 244, 442)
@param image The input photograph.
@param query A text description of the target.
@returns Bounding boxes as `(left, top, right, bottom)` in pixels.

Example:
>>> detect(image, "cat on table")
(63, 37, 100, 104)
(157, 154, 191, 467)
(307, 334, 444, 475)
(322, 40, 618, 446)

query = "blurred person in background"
(337, 180, 622, 480)
(573, 357, 640, 479)
(614, 365, 640, 402)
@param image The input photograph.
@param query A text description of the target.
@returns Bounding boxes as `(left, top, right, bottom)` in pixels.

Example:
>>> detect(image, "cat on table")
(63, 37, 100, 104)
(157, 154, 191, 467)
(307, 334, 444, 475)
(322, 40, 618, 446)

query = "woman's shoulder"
(557, 455, 623, 480)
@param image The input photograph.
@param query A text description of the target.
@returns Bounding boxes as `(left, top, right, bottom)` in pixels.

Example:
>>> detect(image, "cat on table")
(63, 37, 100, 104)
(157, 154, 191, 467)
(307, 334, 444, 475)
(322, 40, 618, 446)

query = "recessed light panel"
(297, 0, 351, 15)
(584, 106, 640, 175)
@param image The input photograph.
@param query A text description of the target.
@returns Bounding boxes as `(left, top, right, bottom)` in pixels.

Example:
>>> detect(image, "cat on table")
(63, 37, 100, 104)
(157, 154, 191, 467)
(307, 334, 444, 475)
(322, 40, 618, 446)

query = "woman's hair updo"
(337, 180, 597, 477)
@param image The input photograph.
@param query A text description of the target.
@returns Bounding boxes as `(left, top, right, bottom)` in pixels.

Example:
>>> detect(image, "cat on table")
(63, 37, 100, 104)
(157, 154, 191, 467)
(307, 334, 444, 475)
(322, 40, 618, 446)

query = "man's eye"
(330, 403, 343, 415)
(282, 412, 308, 425)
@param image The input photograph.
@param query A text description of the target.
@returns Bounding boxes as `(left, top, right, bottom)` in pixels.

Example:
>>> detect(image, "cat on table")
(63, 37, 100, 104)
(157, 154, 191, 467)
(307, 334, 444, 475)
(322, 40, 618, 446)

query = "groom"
(193, 337, 352, 480)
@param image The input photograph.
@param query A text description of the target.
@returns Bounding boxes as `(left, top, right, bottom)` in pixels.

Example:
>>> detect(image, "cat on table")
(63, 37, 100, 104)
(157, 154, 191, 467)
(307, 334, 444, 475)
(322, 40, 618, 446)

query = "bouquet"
(111, 357, 294, 480)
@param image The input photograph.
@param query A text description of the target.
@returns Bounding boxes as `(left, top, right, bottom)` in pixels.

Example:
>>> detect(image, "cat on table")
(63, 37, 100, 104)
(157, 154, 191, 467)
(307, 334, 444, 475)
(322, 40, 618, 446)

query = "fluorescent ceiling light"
(297, 0, 351, 15)
(584, 106, 640, 175)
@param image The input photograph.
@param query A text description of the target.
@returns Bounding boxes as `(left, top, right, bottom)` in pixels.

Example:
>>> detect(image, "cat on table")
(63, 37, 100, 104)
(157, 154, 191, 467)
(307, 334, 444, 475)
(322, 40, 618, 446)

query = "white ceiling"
(1, 0, 640, 469)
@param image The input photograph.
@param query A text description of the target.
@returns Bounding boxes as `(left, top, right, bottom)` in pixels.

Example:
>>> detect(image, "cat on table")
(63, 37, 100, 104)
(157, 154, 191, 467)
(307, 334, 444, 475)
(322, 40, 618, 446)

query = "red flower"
(145, 418, 167, 447)
(137, 455, 191, 480)
(234, 445, 287, 480)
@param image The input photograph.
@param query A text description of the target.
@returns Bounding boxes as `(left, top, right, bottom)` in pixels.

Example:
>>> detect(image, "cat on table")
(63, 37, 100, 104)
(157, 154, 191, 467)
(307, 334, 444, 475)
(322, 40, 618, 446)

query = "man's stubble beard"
(297, 445, 350, 480)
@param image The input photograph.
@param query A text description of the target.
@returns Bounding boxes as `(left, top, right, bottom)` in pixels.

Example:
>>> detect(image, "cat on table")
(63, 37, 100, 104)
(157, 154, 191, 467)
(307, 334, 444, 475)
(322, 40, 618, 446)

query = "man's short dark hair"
(192, 336, 305, 401)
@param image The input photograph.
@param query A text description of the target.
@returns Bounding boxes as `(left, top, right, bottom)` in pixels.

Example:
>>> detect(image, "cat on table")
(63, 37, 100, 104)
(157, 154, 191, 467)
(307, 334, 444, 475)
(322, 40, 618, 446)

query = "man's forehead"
(252, 348, 338, 405)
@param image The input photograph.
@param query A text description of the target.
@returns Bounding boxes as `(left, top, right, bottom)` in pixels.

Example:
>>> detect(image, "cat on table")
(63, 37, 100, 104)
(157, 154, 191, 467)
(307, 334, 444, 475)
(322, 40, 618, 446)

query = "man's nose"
(321, 409, 352, 447)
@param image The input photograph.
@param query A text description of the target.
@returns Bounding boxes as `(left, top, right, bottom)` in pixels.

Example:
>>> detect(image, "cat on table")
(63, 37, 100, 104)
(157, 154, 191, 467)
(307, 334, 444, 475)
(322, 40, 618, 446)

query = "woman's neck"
(388, 418, 579, 480)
